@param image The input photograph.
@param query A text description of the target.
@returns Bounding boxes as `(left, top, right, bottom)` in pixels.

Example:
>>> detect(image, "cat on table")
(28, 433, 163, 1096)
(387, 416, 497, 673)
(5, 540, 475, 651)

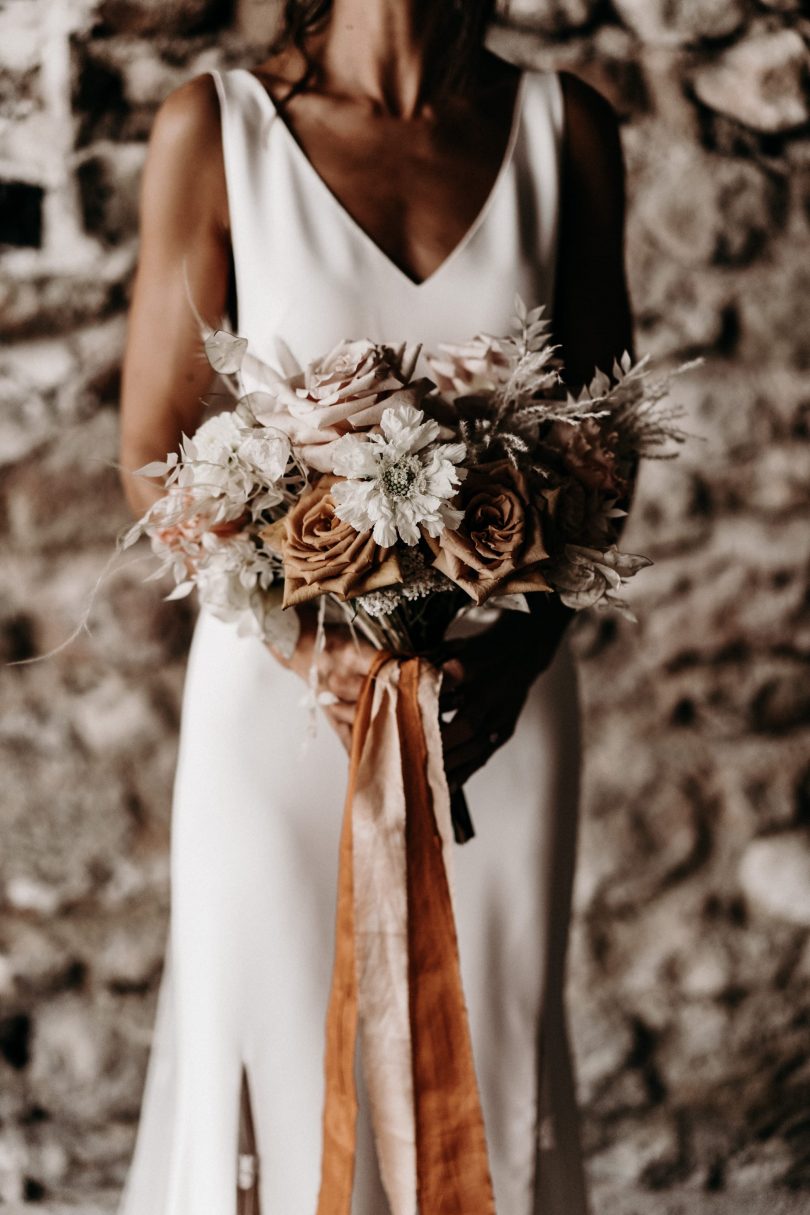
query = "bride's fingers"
(328, 632, 378, 671)
(327, 700, 356, 726)
(447, 758, 483, 792)
(326, 670, 364, 702)
(441, 712, 477, 753)
(326, 716, 352, 752)
(440, 657, 465, 692)
(441, 697, 490, 749)
(444, 720, 510, 782)
(444, 737, 490, 777)
(324, 707, 353, 752)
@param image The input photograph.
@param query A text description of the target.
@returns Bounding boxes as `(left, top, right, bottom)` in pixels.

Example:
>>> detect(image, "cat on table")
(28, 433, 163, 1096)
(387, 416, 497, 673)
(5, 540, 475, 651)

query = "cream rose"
(251, 340, 431, 475)
(425, 460, 555, 605)
(261, 477, 402, 609)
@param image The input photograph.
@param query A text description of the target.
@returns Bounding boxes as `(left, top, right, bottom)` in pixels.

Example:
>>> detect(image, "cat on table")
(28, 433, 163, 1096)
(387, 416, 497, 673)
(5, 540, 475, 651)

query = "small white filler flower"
(331, 403, 466, 547)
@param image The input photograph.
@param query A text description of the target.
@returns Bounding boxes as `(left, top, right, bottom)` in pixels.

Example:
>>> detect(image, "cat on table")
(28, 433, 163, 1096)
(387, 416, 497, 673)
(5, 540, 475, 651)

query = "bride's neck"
(319, 0, 453, 118)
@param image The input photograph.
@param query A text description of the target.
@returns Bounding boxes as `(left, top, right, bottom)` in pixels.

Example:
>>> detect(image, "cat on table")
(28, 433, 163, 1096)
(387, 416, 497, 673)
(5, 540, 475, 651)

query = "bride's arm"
(555, 71, 634, 386)
(119, 75, 231, 517)
(441, 75, 633, 790)
(119, 75, 377, 747)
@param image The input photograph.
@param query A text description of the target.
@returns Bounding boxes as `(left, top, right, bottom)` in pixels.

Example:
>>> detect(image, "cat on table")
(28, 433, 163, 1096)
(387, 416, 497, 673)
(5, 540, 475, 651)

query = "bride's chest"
(277, 108, 518, 286)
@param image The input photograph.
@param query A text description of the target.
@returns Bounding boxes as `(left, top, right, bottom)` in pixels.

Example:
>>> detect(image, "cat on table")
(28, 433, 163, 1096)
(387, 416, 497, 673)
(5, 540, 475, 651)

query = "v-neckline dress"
(237, 66, 530, 292)
(117, 63, 590, 1215)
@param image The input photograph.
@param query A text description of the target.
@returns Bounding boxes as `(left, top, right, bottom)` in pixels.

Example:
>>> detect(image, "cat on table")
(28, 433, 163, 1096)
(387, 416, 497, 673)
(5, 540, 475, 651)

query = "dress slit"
(238, 1069, 261, 1215)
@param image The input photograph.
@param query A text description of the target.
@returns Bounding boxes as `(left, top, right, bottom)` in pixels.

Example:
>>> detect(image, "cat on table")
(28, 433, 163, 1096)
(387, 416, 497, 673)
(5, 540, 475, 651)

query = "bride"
(117, 0, 633, 1211)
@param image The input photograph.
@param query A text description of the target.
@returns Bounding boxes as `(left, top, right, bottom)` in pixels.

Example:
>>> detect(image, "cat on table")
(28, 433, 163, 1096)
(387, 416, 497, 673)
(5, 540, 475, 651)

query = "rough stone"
(736, 251, 810, 369)
(0, 255, 134, 341)
(626, 234, 733, 357)
(632, 141, 785, 267)
(505, 0, 600, 34)
(96, 0, 235, 36)
(587, 1110, 682, 1184)
(692, 30, 810, 134)
(739, 832, 810, 925)
(613, 0, 748, 47)
(77, 146, 145, 246)
(0, 181, 45, 248)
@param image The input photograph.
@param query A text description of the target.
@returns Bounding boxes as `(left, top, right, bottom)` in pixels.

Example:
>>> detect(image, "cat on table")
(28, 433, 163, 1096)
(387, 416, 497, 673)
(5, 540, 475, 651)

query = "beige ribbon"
(316, 654, 495, 1215)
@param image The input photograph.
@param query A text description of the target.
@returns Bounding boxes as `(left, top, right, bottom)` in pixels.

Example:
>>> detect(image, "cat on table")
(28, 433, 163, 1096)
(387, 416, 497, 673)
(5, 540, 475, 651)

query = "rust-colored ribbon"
(316, 653, 495, 1215)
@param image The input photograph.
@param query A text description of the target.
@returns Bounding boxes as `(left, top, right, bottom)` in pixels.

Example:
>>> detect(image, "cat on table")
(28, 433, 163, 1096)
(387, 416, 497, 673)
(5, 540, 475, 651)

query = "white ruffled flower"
(192, 533, 298, 654)
(175, 412, 290, 522)
(426, 333, 513, 397)
(237, 430, 290, 482)
(331, 403, 466, 547)
(247, 339, 428, 474)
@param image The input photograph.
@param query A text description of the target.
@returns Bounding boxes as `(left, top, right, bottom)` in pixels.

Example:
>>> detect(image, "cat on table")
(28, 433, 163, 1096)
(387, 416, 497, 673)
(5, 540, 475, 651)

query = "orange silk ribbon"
(316, 653, 495, 1215)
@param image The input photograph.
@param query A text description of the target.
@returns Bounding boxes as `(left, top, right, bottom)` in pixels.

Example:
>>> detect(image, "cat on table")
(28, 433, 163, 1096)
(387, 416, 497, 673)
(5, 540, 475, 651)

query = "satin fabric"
(118, 62, 590, 1215)
(317, 656, 493, 1215)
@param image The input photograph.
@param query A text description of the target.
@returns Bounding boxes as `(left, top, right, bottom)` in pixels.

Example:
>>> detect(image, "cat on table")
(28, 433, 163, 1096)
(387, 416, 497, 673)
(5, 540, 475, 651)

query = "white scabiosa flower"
(330, 403, 466, 547)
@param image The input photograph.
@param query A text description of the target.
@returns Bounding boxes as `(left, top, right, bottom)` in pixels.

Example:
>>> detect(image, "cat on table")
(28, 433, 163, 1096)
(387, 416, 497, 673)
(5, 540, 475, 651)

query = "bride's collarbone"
(263, 89, 520, 282)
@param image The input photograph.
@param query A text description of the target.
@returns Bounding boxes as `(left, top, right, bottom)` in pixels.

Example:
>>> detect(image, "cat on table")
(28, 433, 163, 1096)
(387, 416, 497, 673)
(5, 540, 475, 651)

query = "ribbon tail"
(353, 662, 417, 1214)
(399, 658, 496, 1214)
(319, 654, 495, 1215)
(317, 652, 390, 1215)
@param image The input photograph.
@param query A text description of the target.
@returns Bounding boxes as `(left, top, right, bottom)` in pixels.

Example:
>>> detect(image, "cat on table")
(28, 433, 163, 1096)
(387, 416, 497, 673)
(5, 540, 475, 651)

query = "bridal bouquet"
(124, 299, 690, 663)
(124, 300, 693, 1214)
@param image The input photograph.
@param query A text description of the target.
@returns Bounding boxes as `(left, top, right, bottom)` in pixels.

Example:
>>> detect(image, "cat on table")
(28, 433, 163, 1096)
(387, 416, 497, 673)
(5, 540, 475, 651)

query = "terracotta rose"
(425, 460, 555, 605)
(261, 476, 401, 608)
(547, 417, 624, 497)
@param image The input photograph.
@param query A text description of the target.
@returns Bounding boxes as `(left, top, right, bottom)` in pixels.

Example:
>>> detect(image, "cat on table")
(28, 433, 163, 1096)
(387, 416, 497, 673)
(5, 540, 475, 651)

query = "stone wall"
(1, 0, 808, 1208)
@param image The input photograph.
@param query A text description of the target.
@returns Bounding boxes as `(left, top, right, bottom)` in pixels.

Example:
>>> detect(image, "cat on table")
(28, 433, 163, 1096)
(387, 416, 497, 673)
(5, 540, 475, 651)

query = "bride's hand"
(268, 605, 378, 752)
(440, 597, 574, 792)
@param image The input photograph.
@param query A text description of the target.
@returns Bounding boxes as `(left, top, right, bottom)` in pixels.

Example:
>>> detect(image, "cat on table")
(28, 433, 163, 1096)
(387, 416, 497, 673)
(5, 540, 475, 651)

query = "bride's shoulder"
(557, 72, 621, 150)
(140, 75, 226, 228)
(555, 72, 624, 187)
(148, 74, 223, 167)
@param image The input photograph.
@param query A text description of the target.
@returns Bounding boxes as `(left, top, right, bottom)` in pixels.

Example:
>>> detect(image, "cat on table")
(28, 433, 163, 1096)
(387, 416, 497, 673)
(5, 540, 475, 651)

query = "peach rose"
(426, 334, 512, 398)
(251, 340, 432, 474)
(425, 460, 556, 605)
(261, 477, 402, 609)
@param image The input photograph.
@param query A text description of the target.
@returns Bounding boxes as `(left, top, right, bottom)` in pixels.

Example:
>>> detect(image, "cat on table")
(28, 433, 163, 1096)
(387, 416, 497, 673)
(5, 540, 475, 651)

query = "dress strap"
(208, 69, 286, 326)
(515, 70, 565, 313)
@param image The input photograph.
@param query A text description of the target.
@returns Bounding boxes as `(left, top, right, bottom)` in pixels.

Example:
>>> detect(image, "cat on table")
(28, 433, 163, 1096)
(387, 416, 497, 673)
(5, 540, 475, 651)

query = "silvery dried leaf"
(489, 592, 531, 613)
(205, 330, 248, 374)
(264, 603, 300, 660)
(135, 451, 177, 478)
(238, 392, 280, 424)
(165, 581, 195, 601)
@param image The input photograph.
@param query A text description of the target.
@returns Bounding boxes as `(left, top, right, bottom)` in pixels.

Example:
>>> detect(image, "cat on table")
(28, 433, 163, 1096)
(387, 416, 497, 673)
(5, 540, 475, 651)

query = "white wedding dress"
(118, 64, 589, 1215)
